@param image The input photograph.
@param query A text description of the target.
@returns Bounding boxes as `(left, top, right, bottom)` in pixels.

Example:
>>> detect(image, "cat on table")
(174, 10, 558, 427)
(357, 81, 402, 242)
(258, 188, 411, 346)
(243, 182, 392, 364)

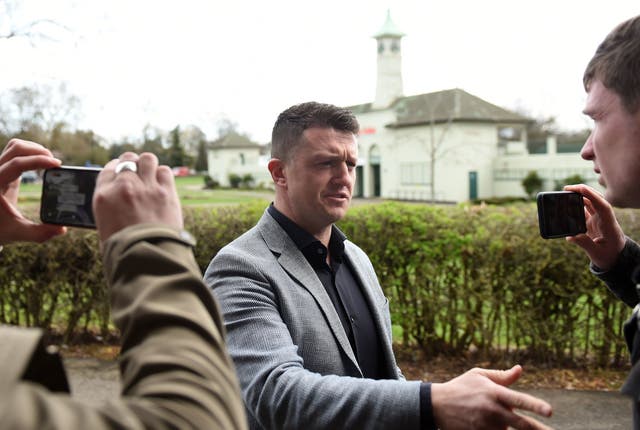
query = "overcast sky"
(1, 0, 638, 143)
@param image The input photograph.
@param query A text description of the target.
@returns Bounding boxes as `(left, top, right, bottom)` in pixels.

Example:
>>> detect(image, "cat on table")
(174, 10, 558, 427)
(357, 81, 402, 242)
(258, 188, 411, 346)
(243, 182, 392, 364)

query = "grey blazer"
(205, 210, 421, 430)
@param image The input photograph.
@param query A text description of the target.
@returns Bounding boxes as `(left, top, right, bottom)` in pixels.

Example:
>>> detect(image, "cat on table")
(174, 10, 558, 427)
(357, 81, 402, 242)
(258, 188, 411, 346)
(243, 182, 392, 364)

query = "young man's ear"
(268, 158, 287, 187)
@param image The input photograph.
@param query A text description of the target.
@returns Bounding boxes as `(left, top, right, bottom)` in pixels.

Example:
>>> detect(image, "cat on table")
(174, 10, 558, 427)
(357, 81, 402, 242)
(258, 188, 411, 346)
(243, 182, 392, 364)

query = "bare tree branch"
(0, 0, 69, 43)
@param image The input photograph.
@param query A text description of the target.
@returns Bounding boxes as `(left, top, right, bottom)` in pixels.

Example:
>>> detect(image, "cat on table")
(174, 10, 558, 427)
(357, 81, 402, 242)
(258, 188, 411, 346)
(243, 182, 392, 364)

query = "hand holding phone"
(537, 191, 587, 239)
(40, 166, 102, 229)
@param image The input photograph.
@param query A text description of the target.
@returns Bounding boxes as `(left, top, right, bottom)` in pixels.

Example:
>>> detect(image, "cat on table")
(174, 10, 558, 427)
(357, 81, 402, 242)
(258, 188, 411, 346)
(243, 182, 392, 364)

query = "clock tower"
(372, 10, 405, 109)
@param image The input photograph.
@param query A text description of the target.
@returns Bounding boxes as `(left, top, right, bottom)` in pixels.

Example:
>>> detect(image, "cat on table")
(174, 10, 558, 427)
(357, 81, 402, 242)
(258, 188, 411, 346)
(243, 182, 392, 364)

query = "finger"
(504, 410, 554, 430)
(566, 233, 596, 250)
(496, 387, 553, 418)
(476, 365, 522, 386)
(26, 224, 67, 243)
(156, 164, 173, 186)
(0, 139, 53, 164)
(567, 184, 610, 213)
(0, 155, 61, 186)
(6, 217, 66, 244)
(582, 196, 596, 217)
(96, 158, 120, 187)
(137, 152, 158, 183)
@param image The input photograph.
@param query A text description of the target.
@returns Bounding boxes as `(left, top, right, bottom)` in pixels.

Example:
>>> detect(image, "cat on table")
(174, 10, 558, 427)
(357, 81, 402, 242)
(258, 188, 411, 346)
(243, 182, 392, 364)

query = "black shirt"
(267, 205, 386, 379)
(267, 205, 435, 429)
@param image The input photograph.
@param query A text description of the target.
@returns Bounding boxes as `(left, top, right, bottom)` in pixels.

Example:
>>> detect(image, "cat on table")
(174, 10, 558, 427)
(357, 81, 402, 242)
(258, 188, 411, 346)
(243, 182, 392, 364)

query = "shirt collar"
(268, 204, 347, 266)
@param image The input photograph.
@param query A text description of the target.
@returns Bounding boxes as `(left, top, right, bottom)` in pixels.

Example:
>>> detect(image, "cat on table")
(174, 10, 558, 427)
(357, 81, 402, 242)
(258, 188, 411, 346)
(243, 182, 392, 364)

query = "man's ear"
(268, 158, 287, 188)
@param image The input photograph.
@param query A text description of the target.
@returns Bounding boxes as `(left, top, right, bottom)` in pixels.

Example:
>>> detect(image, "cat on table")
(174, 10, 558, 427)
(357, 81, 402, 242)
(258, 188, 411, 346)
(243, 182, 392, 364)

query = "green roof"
(388, 88, 531, 127)
(346, 88, 532, 127)
(210, 132, 261, 150)
(373, 10, 405, 39)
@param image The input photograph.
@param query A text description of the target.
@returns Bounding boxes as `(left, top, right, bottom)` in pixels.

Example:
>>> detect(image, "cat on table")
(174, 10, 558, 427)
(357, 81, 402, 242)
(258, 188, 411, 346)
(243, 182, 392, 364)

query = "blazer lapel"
(256, 212, 360, 370)
(344, 243, 399, 378)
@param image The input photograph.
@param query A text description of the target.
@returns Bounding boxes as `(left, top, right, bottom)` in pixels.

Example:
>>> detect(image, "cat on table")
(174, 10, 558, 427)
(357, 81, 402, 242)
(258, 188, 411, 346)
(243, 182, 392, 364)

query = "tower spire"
(372, 10, 404, 109)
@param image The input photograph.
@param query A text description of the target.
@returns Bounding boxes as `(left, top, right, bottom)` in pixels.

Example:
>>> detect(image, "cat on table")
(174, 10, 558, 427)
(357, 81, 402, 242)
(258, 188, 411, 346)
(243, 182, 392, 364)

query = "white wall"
(207, 148, 271, 187)
(492, 152, 600, 198)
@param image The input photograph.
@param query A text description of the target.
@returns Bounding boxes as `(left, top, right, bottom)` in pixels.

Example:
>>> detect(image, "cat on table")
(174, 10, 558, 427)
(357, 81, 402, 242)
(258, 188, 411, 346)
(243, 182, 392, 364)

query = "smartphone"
(40, 166, 102, 229)
(536, 191, 587, 239)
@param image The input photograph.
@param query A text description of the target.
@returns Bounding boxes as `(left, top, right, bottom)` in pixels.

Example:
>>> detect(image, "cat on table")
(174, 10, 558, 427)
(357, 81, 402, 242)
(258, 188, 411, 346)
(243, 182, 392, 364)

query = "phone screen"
(536, 191, 587, 239)
(40, 166, 102, 228)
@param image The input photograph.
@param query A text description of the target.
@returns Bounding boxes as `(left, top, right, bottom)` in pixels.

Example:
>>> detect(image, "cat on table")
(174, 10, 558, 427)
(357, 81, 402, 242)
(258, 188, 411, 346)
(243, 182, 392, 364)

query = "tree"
(167, 125, 188, 167)
(140, 124, 167, 164)
(49, 126, 109, 166)
(396, 91, 458, 202)
(195, 139, 208, 172)
(109, 140, 138, 160)
(180, 125, 206, 156)
(554, 174, 586, 191)
(216, 117, 239, 137)
(0, 0, 67, 43)
(0, 83, 81, 140)
(522, 170, 544, 199)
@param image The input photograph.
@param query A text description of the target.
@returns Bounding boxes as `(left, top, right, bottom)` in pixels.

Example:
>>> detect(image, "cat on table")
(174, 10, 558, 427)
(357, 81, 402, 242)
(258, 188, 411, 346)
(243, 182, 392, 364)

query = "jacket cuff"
(420, 382, 437, 429)
(102, 223, 196, 281)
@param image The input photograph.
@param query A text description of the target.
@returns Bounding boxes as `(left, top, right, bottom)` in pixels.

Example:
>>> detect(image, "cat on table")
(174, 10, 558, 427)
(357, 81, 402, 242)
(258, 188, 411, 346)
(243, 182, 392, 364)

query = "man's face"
(581, 79, 640, 207)
(281, 127, 357, 235)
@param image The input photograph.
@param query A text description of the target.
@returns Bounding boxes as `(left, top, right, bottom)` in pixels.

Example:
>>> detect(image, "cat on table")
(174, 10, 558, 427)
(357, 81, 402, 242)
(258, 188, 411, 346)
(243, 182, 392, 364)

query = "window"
(400, 163, 430, 185)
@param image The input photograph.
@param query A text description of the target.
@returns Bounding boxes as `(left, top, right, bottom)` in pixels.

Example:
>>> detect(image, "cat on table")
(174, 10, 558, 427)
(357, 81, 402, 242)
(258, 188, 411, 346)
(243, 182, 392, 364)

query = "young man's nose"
(580, 133, 595, 160)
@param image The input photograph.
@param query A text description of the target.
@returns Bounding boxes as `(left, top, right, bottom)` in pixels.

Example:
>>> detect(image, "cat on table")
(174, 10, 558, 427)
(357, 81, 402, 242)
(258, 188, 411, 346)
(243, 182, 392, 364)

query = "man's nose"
(332, 163, 352, 184)
(580, 132, 594, 160)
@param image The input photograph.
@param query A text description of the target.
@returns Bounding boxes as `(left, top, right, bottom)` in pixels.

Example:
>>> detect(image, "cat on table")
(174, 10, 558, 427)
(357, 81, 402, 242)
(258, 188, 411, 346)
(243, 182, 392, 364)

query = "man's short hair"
(584, 15, 640, 113)
(271, 102, 360, 161)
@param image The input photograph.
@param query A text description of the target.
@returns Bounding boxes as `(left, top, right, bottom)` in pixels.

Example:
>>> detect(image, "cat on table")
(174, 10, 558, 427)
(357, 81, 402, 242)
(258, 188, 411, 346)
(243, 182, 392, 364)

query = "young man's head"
(581, 15, 640, 207)
(268, 102, 360, 238)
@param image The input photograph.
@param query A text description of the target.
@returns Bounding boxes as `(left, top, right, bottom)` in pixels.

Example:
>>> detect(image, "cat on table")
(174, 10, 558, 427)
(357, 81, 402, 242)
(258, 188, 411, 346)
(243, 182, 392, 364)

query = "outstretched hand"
(431, 365, 553, 430)
(564, 184, 625, 270)
(0, 139, 66, 245)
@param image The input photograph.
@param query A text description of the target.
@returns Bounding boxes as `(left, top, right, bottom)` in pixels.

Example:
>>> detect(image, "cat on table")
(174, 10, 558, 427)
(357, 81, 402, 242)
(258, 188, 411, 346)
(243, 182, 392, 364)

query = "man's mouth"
(326, 192, 350, 200)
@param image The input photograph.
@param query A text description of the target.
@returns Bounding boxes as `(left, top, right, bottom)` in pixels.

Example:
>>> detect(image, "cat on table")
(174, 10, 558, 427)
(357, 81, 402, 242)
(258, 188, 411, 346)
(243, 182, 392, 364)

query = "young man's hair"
(271, 102, 359, 161)
(584, 15, 640, 113)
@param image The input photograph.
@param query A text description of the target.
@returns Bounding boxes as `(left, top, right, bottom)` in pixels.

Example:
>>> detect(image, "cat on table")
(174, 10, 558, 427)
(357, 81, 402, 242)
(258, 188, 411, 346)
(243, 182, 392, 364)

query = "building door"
(468, 171, 478, 200)
(372, 165, 381, 197)
(369, 145, 381, 197)
(355, 165, 364, 197)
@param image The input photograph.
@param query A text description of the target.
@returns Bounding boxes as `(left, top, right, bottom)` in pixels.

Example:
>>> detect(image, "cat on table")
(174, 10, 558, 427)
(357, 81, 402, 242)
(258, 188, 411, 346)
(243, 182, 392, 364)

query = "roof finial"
(373, 9, 405, 39)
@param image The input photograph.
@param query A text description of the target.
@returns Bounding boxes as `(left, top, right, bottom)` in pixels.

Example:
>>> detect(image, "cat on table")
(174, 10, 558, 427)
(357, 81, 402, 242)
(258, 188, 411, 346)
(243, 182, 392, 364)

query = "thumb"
(475, 364, 522, 387)
(566, 233, 595, 250)
(4, 218, 67, 244)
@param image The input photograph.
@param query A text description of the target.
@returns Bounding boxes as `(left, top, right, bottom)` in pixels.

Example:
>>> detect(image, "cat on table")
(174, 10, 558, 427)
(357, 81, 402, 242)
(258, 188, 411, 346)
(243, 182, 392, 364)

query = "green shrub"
(0, 202, 633, 367)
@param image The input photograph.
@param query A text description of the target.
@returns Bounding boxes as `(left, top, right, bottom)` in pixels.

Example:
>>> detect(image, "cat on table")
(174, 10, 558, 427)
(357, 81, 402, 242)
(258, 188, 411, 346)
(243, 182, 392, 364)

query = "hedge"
(2, 201, 637, 367)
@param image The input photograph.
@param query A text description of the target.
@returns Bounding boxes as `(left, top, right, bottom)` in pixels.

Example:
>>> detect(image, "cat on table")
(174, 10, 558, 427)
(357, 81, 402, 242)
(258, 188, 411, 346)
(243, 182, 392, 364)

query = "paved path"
(64, 358, 632, 429)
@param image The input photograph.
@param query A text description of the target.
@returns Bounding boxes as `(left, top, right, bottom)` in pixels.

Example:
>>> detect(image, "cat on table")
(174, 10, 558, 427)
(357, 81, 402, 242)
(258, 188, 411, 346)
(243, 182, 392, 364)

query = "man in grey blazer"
(205, 102, 553, 429)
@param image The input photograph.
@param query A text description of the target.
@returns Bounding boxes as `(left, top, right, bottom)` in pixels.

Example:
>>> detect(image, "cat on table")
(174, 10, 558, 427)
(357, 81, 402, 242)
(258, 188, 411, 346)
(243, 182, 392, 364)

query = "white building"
(350, 11, 597, 202)
(208, 11, 598, 201)
(206, 132, 271, 188)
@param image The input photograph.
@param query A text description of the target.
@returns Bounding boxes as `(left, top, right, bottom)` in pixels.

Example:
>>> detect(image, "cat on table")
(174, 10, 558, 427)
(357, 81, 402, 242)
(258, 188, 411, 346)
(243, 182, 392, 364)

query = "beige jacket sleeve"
(0, 224, 247, 430)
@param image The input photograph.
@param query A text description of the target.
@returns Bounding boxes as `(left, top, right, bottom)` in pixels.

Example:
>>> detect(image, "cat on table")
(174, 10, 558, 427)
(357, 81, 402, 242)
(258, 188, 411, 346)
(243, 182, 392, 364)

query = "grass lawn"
(18, 175, 275, 208)
(174, 176, 274, 206)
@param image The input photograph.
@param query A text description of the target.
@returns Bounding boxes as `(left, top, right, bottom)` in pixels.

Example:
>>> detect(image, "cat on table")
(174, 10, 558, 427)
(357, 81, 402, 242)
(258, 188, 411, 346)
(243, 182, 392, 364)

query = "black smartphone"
(40, 166, 102, 229)
(536, 191, 587, 239)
